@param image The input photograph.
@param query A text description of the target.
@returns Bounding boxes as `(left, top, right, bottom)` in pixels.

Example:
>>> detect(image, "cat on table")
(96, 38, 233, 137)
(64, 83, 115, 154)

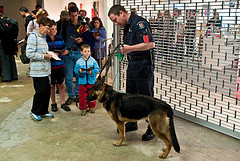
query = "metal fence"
(116, 0, 240, 139)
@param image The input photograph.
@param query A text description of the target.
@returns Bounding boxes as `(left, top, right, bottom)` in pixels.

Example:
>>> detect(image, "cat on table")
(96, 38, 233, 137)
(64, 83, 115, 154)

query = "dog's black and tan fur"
(86, 77, 180, 158)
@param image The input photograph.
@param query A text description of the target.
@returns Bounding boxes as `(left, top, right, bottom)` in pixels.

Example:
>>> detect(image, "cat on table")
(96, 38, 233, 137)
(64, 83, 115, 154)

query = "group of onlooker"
(153, 8, 222, 63)
(0, 2, 106, 121)
(0, 5, 43, 83)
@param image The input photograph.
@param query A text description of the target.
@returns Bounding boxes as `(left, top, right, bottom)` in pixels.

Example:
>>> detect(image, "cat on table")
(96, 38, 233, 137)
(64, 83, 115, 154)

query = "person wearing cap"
(56, 10, 69, 36)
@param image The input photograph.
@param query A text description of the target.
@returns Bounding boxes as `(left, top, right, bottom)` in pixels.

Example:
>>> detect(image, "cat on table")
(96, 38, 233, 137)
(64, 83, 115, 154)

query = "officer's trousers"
(126, 59, 154, 97)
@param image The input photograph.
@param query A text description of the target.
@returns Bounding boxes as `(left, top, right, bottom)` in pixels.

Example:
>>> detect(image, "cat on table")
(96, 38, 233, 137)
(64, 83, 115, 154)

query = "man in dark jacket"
(0, 13, 18, 82)
(60, 6, 84, 105)
(56, 10, 69, 37)
(19, 7, 34, 34)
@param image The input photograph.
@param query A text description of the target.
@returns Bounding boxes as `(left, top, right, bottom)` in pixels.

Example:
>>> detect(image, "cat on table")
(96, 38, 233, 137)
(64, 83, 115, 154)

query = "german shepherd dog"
(86, 76, 180, 158)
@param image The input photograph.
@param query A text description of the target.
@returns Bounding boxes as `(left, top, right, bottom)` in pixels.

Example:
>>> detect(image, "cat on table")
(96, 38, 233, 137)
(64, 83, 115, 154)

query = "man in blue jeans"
(60, 6, 83, 106)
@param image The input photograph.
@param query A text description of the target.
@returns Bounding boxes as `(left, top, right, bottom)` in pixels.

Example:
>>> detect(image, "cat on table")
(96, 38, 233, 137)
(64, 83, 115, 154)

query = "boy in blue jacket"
(74, 44, 100, 116)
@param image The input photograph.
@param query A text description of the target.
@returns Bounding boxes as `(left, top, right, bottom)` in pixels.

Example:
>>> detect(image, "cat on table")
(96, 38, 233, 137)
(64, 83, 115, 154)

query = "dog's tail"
(169, 111, 180, 153)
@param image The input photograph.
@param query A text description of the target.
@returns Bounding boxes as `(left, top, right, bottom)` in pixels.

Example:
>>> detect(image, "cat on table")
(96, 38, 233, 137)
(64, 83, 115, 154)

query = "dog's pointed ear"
(97, 75, 102, 81)
(104, 84, 113, 93)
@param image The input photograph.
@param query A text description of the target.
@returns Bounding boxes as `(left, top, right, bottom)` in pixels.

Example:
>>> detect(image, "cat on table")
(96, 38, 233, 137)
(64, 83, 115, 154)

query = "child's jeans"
(79, 83, 96, 110)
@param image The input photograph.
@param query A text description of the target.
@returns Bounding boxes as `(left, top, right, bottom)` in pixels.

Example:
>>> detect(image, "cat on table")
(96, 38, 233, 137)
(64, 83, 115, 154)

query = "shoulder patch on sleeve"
(137, 21, 146, 29)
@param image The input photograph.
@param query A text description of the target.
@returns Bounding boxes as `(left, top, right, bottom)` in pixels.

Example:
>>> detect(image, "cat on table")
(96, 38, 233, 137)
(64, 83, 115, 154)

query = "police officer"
(108, 5, 155, 141)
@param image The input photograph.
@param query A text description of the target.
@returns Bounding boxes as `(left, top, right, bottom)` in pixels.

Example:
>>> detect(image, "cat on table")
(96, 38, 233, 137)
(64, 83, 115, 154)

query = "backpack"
(0, 17, 19, 40)
(20, 32, 38, 64)
(20, 43, 30, 64)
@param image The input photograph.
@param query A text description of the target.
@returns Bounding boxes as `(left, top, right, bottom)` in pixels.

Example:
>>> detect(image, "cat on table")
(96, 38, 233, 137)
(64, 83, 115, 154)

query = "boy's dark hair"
(19, 7, 29, 13)
(80, 44, 91, 51)
(68, 6, 79, 14)
(39, 17, 52, 27)
(50, 19, 57, 26)
(108, 5, 127, 17)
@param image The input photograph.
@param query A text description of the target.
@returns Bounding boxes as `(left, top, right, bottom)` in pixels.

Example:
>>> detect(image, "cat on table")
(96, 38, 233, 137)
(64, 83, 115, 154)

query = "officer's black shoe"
(125, 122, 138, 132)
(117, 122, 138, 133)
(142, 126, 155, 141)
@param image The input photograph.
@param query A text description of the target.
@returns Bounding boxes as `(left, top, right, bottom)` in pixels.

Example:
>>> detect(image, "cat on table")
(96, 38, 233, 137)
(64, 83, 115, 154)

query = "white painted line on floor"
(0, 97, 12, 102)
(0, 85, 24, 88)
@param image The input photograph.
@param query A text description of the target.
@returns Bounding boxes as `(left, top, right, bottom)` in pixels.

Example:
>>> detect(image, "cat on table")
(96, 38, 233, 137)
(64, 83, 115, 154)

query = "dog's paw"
(113, 141, 122, 147)
(159, 153, 168, 159)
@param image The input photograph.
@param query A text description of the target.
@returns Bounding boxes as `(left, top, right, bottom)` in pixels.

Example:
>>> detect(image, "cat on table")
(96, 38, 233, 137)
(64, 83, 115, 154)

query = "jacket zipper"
(85, 59, 88, 83)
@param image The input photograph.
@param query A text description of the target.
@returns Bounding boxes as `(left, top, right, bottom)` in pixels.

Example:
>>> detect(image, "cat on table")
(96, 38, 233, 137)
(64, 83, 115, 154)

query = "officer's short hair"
(19, 7, 29, 13)
(108, 5, 127, 16)
(80, 44, 91, 51)
(68, 6, 79, 14)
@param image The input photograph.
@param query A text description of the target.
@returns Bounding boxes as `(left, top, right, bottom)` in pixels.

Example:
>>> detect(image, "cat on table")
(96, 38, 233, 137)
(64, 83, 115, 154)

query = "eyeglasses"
(44, 26, 50, 30)
(49, 27, 57, 31)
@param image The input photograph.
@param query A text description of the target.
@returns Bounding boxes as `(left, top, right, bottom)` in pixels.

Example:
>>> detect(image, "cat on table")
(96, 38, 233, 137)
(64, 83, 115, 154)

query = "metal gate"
(115, 0, 240, 139)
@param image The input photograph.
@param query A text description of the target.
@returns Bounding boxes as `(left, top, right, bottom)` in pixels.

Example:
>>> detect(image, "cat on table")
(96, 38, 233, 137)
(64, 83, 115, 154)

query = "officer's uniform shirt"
(123, 12, 154, 56)
(123, 12, 154, 97)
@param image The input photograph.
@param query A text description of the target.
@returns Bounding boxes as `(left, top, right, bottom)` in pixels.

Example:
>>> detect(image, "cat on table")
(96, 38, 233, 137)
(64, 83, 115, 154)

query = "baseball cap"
(60, 11, 69, 19)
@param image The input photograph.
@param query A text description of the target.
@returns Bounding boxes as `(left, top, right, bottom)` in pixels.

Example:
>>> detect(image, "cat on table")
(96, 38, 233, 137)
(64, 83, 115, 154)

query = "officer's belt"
(127, 54, 151, 61)
(67, 47, 80, 51)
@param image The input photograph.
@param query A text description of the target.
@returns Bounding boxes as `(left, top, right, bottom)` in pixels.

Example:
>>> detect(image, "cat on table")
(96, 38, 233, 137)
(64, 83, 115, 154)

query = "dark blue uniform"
(123, 12, 154, 97)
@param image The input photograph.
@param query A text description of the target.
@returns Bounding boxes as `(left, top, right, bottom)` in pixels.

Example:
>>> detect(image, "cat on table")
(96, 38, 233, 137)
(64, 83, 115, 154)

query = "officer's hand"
(121, 44, 132, 55)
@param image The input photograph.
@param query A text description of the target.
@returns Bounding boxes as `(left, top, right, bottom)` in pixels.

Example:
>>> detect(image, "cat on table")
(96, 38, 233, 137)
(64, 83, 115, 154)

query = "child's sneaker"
(30, 112, 42, 121)
(41, 113, 54, 118)
(89, 108, 95, 113)
(61, 103, 71, 111)
(81, 109, 87, 116)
